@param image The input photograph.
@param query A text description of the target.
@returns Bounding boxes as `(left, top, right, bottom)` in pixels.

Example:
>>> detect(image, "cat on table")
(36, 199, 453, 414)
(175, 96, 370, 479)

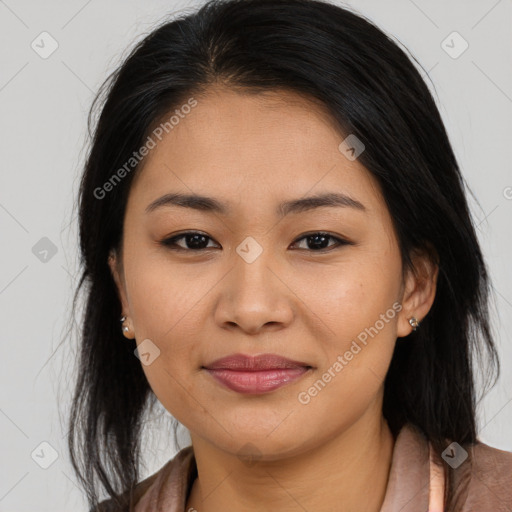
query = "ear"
(396, 244, 439, 338)
(108, 249, 131, 317)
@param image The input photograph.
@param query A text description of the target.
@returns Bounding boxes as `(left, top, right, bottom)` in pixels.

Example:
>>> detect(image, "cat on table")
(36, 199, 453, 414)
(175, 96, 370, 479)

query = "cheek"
(294, 276, 399, 435)
(126, 253, 211, 341)
(305, 254, 401, 341)
(300, 252, 401, 410)
(124, 257, 209, 396)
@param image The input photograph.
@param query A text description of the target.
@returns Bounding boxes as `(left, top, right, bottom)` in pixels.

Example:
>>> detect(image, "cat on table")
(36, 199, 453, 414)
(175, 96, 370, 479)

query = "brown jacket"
(95, 423, 512, 511)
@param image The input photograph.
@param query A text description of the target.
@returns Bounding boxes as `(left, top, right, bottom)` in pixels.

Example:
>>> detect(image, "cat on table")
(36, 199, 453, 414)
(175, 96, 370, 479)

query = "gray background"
(0, 0, 511, 510)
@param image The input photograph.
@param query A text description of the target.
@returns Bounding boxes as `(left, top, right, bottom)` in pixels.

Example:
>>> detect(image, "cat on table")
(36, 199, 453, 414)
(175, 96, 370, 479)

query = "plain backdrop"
(0, 0, 511, 510)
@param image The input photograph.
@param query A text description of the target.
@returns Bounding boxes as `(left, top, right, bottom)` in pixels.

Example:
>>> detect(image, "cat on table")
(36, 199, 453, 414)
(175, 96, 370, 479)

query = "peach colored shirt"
(96, 423, 512, 511)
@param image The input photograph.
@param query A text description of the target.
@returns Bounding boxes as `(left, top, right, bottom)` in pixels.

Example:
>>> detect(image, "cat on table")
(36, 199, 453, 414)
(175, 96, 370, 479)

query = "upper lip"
(203, 353, 312, 371)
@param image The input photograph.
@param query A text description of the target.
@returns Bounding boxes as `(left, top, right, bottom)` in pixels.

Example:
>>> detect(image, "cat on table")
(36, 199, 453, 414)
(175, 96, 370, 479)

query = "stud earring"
(408, 316, 420, 331)
(120, 315, 133, 338)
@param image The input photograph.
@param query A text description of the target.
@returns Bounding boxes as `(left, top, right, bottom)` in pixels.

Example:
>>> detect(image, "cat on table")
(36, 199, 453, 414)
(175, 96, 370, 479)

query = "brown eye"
(160, 232, 219, 251)
(291, 232, 352, 251)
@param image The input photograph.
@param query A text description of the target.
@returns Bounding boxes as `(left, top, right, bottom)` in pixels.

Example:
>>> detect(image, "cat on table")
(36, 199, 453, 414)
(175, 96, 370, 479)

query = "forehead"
(129, 86, 384, 217)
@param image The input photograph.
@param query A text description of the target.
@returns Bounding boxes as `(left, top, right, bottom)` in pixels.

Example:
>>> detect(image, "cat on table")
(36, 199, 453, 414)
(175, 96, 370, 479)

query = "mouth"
(202, 353, 313, 394)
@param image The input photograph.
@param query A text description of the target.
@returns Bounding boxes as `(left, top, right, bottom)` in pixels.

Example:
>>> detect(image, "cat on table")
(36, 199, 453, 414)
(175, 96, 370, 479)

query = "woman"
(67, 0, 512, 510)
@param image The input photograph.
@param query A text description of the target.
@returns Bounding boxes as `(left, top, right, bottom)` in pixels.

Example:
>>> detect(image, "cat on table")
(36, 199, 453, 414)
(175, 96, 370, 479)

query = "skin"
(109, 85, 438, 512)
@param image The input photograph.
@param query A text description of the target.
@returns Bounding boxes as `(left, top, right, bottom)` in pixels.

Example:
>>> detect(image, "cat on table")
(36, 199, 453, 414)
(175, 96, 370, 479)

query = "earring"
(408, 316, 420, 331)
(120, 315, 133, 338)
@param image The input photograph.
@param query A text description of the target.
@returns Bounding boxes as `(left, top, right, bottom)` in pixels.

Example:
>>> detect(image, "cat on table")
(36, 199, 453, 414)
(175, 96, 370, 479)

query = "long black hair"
(67, 0, 500, 510)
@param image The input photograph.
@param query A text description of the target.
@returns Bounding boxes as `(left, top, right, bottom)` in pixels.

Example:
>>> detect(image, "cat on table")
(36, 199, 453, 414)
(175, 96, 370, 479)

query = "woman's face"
(109, 86, 436, 460)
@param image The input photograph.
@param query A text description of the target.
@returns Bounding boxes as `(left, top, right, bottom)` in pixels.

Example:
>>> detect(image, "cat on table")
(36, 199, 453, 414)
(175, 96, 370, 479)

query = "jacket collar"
(134, 423, 432, 511)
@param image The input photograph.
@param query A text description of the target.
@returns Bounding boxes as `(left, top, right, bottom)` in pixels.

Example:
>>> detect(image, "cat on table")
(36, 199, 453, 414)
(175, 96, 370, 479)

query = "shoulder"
(461, 440, 512, 510)
(88, 471, 159, 512)
(90, 445, 195, 512)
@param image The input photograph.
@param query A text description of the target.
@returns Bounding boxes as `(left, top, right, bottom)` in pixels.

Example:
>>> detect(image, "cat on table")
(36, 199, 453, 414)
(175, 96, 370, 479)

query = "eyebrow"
(145, 191, 367, 216)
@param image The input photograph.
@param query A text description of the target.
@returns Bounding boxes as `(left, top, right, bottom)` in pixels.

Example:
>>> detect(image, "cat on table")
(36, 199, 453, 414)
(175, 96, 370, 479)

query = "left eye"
(291, 232, 351, 251)
(160, 231, 351, 252)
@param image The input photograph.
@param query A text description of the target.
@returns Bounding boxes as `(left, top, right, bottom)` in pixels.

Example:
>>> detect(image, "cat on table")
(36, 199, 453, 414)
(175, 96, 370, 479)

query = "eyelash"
(159, 231, 353, 253)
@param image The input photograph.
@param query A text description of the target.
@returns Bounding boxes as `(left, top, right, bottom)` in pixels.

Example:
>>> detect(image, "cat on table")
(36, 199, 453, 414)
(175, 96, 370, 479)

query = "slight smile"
(202, 353, 314, 394)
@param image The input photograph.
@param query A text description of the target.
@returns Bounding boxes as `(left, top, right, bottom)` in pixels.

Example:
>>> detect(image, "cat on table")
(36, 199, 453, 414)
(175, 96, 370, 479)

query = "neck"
(186, 406, 395, 512)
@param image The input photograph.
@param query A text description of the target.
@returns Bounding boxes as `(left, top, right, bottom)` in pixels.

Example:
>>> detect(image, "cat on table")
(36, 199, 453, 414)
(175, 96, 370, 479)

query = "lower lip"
(204, 367, 310, 394)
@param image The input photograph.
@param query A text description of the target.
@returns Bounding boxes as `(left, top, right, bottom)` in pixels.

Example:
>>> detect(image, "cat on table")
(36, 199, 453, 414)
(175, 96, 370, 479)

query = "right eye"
(159, 231, 220, 251)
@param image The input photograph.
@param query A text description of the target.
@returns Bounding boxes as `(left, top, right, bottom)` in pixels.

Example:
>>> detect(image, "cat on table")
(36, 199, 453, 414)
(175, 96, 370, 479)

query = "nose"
(214, 245, 294, 335)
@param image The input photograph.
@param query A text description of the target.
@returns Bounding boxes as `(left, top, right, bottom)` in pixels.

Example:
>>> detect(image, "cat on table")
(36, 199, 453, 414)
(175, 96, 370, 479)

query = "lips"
(204, 353, 311, 371)
(202, 353, 312, 394)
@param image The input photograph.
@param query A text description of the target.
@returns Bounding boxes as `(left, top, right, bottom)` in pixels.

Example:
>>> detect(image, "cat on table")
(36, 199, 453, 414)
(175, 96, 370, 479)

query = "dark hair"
(67, 0, 500, 510)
